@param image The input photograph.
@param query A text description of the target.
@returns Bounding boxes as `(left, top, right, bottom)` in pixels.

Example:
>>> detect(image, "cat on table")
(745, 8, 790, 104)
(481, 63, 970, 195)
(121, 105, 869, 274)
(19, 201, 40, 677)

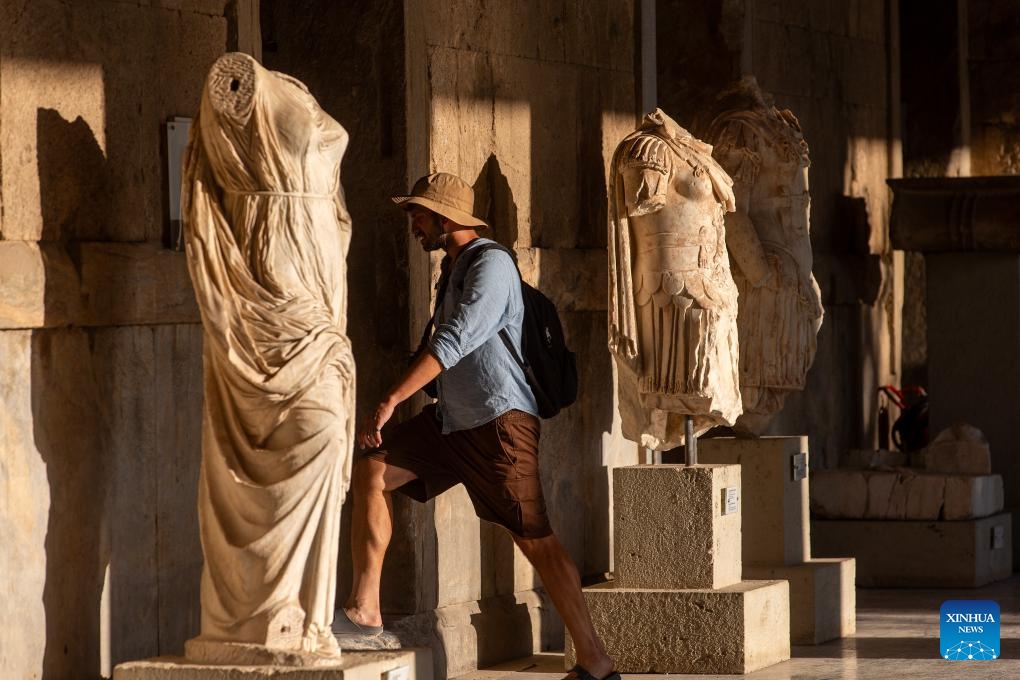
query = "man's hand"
(358, 397, 397, 450)
(357, 350, 443, 450)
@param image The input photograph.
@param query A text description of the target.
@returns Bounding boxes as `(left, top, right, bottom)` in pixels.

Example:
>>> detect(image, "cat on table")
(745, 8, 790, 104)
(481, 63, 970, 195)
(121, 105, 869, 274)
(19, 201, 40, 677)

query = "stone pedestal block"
(944, 475, 1004, 520)
(812, 512, 1013, 587)
(614, 464, 741, 589)
(113, 649, 431, 680)
(811, 469, 1004, 521)
(744, 558, 856, 644)
(565, 580, 790, 674)
(696, 437, 810, 566)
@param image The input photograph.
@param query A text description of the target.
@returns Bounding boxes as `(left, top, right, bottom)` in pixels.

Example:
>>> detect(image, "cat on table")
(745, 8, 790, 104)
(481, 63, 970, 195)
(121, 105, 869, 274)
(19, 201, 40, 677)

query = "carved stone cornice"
(888, 176, 1020, 252)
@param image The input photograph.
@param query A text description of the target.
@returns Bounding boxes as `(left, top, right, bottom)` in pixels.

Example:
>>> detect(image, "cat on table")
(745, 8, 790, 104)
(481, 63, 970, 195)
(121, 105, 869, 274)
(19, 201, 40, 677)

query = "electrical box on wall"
(165, 116, 192, 250)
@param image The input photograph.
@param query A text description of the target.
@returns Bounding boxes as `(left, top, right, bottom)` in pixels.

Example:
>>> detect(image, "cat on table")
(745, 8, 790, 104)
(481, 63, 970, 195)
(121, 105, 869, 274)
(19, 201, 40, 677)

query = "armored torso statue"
(609, 109, 742, 450)
(705, 76, 824, 435)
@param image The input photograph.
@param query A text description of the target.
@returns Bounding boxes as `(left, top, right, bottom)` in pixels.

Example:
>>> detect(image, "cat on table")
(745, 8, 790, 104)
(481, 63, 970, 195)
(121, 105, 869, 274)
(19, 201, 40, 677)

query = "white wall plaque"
(722, 487, 740, 515)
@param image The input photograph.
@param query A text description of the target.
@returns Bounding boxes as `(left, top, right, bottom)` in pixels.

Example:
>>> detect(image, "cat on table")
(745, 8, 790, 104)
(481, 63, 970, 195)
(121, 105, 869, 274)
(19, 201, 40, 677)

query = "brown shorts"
(365, 405, 552, 538)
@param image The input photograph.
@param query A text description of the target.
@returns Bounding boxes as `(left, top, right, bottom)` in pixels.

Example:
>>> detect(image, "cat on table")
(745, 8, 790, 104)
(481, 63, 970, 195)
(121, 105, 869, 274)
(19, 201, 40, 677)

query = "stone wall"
(657, 0, 900, 466)
(0, 1, 226, 678)
(898, 0, 1020, 415)
(257, 0, 419, 617)
(404, 0, 638, 674)
(969, 0, 1020, 176)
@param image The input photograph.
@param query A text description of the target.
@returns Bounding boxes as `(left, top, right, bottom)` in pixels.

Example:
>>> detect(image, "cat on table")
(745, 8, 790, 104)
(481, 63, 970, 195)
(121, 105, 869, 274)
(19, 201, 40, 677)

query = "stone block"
(744, 558, 856, 645)
(944, 475, 1005, 520)
(812, 513, 1013, 587)
(0, 228, 200, 331)
(810, 469, 1002, 521)
(0, 241, 81, 328)
(0, 1, 225, 242)
(614, 464, 741, 590)
(0, 331, 48, 678)
(864, 471, 898, 518)
(902, 473, 947, 520)
(389, 590, 554, 680)
(515, 248, 607, 312)
(697, 437, 810, 566)
(925, 426, 993, 475)
(565, 580, 790, 674)
(113, 649, 431, 680)
(809, 470, 867, 519)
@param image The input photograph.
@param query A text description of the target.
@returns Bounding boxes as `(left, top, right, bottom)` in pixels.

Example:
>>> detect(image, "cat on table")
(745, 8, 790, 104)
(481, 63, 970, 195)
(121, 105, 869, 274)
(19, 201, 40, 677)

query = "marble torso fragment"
(706, 77, 824, 435)
(609, 109, 742, 450)
(182, 52, 355, 660)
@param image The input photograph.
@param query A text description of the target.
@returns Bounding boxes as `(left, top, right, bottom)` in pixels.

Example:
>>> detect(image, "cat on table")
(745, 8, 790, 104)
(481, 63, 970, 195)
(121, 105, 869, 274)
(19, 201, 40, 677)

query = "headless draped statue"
(181, 53, 355, 662)
(704, 77, 824, 435)
(609, 109, 743, 451)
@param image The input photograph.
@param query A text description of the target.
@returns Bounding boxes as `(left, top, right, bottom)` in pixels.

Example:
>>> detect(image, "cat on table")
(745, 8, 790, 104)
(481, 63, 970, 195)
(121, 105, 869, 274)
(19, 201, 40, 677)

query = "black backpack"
(414, 241, 578, 418)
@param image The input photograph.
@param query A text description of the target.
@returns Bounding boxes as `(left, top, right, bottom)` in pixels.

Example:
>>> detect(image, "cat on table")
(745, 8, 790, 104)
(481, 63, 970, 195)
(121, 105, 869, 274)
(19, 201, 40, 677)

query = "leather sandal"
(562, 664, 622, 680)
(331, 608, 383, 638)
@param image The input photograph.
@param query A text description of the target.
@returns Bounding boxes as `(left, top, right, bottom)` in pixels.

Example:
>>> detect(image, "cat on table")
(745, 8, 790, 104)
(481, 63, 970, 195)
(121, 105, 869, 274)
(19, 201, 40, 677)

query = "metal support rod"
(684, 415, 697, 466)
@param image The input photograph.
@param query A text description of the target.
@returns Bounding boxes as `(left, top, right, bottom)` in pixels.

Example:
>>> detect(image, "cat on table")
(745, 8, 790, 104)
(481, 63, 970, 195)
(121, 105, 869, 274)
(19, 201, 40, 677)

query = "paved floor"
(454, 575, 1020, 679)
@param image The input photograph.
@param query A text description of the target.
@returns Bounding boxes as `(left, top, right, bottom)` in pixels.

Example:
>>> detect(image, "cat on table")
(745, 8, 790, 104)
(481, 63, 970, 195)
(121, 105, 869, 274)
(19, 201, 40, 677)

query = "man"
(336, 172, 617, 680)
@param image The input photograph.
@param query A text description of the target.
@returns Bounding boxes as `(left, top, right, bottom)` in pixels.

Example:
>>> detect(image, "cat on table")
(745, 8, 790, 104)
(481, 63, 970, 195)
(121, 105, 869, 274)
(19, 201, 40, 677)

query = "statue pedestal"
(567, 465, 790, 674)
(113, 649, 431, 680)
(694, 437, 856, 645)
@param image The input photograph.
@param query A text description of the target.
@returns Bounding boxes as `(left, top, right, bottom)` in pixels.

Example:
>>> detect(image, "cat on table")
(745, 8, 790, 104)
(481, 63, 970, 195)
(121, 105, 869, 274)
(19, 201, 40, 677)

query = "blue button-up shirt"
(428, 238, 539, 433)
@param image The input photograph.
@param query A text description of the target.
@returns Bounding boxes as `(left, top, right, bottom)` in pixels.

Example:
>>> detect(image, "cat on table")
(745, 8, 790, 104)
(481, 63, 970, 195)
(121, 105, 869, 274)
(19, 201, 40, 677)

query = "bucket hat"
(391, 172, 488, 228)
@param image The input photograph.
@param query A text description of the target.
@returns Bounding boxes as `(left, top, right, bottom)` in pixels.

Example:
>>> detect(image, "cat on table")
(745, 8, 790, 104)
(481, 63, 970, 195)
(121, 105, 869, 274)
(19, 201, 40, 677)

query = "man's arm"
(428, 248, 515, 370)
(358, 350, 442, 449)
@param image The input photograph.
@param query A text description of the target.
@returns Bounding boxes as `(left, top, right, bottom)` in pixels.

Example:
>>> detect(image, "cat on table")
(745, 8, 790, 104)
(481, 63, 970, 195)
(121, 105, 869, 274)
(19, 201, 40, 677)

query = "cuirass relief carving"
(704, 76, 824, 435)
(609, 109, 743, 451)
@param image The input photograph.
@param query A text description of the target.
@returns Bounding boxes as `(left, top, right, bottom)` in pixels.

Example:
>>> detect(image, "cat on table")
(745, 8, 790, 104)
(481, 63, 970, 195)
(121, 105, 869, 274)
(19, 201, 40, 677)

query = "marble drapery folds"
(609, 109, 743, 451)
(182, 53, 355, 659)
(705, 77, 824, 435)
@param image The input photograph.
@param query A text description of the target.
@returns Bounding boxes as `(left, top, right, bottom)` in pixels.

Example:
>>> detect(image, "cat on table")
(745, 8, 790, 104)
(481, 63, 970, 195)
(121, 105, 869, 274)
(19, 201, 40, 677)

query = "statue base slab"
(113, 649, 430, 680)
(565, 580, 790, 674)
(334, 631, 402, 651)
(812, 513, 1013, 587)
(184, 638, 339, 667)
(745, 558, 856, 645)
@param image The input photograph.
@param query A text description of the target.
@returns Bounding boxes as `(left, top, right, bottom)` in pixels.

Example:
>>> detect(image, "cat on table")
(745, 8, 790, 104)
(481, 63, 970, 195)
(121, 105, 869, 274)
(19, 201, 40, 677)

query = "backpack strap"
(413, 240, 518, 359)
(457, 242, 529, 370)
(452, 241, 529, 370)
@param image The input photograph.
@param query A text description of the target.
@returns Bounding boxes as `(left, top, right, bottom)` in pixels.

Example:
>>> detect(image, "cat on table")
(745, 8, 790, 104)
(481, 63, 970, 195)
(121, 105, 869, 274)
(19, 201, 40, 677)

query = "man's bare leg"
(514, 533, 615, 679)
(344, 456, 417, 627)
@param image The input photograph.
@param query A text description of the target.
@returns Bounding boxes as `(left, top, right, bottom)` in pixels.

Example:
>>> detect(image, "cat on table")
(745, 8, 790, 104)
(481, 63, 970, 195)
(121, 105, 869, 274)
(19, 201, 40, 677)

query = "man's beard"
(422, 232, 448, 252)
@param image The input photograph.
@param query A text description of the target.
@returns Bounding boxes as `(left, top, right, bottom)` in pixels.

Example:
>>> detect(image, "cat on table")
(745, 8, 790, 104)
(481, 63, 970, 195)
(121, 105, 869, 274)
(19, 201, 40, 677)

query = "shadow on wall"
(33, 108, 204, 678)
(33, 329, 109, 679)
(474, 154, 520, 250)
(34, 106, 112, 680)
(474, 155, 539, 663)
